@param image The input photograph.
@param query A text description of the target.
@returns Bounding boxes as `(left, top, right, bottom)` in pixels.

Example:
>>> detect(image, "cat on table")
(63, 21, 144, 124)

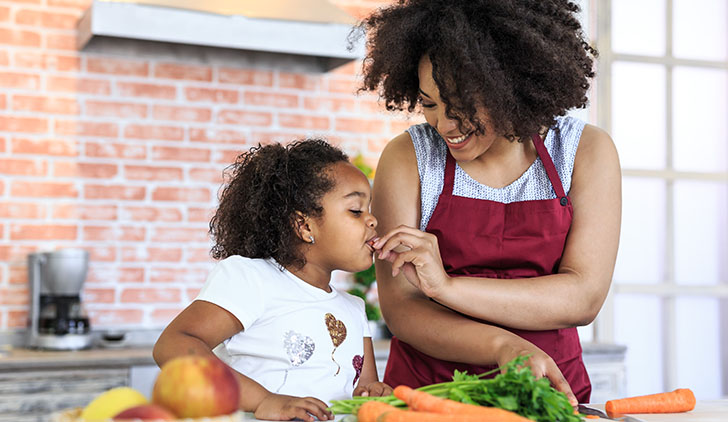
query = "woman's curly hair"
(356, 0, 598, 140)
(209, 139, 349, 269)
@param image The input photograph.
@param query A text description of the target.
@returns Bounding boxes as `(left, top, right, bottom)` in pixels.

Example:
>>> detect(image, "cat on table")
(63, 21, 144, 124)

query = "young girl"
(153, 139, 391, 422)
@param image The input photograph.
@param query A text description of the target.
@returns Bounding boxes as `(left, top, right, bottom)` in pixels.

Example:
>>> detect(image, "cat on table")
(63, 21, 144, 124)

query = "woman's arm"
(375, 125, 621, 330)
(153, 300, 332, 421)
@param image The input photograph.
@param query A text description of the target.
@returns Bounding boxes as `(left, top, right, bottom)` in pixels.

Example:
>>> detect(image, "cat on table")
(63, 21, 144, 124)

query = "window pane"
(672, 66, 728, 172)
(612, 0, 666, 56)
(614, 294, 663, 396)
(612, 62, 667, 170)
(613, 178, 666, 284)
(673, 180, 728, 285)
(673, 0, 727, 61)
(675, 297, 722, 399)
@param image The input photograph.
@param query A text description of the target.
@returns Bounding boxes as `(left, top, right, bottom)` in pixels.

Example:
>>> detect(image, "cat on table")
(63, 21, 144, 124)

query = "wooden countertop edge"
(0, 346, 156, 370)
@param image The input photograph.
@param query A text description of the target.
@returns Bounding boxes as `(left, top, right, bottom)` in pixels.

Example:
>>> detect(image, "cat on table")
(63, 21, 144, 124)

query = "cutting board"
(586, 400, 728, 422)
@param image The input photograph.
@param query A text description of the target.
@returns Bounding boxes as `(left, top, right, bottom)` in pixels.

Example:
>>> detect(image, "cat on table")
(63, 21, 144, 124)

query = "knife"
(578, 404, 646, 422)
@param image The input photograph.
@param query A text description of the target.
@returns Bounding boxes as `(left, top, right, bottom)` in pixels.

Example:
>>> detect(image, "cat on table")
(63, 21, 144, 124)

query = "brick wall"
(0, 0, 415, 332)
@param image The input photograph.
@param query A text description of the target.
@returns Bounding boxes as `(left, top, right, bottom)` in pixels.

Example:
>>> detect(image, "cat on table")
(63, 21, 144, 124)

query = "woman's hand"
(372, 225, 451, 299)
(353, 381, 393, 397)
(254, 393, 333, 421)
(496, 338, 578, 406)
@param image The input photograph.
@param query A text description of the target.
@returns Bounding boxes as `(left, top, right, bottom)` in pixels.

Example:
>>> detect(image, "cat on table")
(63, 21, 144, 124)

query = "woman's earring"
(308, 235, 315, 244)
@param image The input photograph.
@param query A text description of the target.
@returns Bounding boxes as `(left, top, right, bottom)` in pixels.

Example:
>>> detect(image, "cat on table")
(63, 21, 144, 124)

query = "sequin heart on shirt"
(325, 313, 347, 375)
(352, 354, 363, 387)
(283, 330, 315, 367)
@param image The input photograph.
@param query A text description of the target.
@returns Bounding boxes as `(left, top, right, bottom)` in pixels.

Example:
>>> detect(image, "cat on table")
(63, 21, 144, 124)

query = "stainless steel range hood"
(77, 0, 364, 60)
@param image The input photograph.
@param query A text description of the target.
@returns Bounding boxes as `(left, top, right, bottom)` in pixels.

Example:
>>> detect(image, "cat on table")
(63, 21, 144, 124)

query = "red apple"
(152, 355, 240, 418)
(113, 404, 176, 420)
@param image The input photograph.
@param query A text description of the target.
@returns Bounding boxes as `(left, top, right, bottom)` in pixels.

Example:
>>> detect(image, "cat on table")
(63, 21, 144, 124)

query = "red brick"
(89, 308, 143, 326)
(150, 267, 209, 283)
(7, 310, 28, 329)
(84, 226, 145, 242)
(389, 118, 418, 134)
(0, 245, 38, 262)
(0, 287, 28, 305)
(120, 206, 183, 222)
(12, 95, 79, 114)
(86, 100, 147, 119)
(215, 148, 248, 164)
(328, 60, 359, 76)
(45, 32, 77, 50)
(185, 87, 238, 103)
(121, 246, 182, 262)
(86, 245, 116, 262)
(47, 76, 110, 95)
(87, 57, 148, 77)
(0, 71, 40, 89)
(0, 28, 41, 47)
(244, 91, 299, 108)
(15, 9, 79, 29)
(11, 180, 77, 197)
(186, 247, 211, 263)
(189, 168, 222, 184)
(48, 0, 93, 8)
(368, 136, 390, 153)
(52, 203, 117, 220)
(150, 308, 184, 325)
(85, 141, 146, 159)
(120, 287, 181, 303)
(303, 96, 357, 113)
(153, 105, 211, 123)
(54, 161, 118, 178)
(155, 63, 211, 82)
(327, 77, 357, 94)
(0, 50, 7, 66)
(12, 137, 78, 156)
(188, 207, 213, 222)
(218, 67, 273, 86)
(0, 94, 5, 109)
(117, 82, 176, 99)
(82, 288, 115, 303)
(278, 72, 319, 91)
(8, 264, 26, 284)
(151, 146, 211, 162)
(55, 120, 118, 137)
(84, 184, 145, 201)
(86, 266, 145, 284)
(189, 128, 246, 144)
(0, 158, 46, 176)
(151, 227, 208, 243)
(335, 117, 385, 133)
(0, 202, 44, 219)
(125, 164, 183, 181)
(13, 52, 80, 71)
(0, 7, 9, 22)
(279, 113, 330, 130)
(217, 110, 272, 126)
(186, 287, 202, 299)
(124, 124, 184, 141)
(151, 187, 210, 202)
(10, 224, 77, 240)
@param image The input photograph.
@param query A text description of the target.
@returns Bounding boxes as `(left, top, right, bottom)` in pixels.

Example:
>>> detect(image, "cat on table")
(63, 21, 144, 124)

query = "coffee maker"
(27, 249, 93, 350)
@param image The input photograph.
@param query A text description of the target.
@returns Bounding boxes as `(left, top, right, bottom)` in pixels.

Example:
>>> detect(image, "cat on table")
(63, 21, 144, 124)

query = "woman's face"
(417, 55, 502, 162)
(308, 162, 378, 274)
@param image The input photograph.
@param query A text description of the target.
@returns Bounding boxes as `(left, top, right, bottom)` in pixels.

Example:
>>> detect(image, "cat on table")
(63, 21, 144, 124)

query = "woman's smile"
(443, 132, 474, 149)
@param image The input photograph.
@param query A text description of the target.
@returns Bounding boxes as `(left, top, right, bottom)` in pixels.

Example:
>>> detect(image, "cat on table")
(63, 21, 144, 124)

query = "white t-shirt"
(196, 256, 370, 404)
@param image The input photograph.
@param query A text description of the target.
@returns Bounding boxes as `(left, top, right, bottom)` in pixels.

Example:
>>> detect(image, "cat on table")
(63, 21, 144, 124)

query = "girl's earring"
(309, 235, 315, 244)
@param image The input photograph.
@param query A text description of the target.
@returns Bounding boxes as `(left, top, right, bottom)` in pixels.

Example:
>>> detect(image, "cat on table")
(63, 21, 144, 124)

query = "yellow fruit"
(80, 387, 148, 420)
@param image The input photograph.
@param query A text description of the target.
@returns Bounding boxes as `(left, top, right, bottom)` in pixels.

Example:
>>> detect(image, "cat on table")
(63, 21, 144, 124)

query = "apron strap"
(443, 149, 457, 195)
(531, 133, 568, 204)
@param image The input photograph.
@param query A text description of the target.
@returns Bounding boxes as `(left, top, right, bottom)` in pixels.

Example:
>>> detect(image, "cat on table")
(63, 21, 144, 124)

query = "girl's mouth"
(366, 237, 379, 252)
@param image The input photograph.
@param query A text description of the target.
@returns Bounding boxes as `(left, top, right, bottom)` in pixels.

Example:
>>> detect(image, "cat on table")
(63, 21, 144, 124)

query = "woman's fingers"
(373, 225, 427, 251)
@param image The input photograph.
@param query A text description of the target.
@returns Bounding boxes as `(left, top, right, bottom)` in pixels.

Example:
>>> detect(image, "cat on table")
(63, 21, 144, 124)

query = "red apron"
(383, 134, 591, 402)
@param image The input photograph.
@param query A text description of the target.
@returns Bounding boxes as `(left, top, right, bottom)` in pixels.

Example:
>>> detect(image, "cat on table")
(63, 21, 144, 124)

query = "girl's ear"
(294, 211, 315, 244)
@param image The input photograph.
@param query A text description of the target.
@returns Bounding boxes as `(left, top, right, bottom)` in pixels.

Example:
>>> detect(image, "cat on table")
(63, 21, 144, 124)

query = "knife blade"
(578, 404, 646, 422)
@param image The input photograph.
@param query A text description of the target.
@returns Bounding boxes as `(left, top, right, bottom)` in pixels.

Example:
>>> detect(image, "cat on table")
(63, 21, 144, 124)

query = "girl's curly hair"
(356, 0, 598, 140)
(209, 139, 349, 269)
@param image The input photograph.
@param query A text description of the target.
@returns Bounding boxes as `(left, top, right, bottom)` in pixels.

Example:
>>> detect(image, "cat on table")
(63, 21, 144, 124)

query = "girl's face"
(417, 55, 503, 162)
(308, 162, 378, 274)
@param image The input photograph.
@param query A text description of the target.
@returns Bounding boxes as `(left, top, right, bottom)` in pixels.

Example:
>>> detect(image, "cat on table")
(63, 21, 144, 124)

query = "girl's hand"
(353, 381, 393, 397)
(372, 225, 451, 299)
(496, 338, 578, 406)
(254, 393, 333, 421)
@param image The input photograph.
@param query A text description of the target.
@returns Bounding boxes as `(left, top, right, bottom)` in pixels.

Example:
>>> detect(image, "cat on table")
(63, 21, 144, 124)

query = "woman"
(362, 0, 621, 404)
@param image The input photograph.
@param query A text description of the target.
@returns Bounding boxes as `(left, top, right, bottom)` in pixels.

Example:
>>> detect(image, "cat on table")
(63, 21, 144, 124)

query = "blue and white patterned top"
(409, 116, 585, 230)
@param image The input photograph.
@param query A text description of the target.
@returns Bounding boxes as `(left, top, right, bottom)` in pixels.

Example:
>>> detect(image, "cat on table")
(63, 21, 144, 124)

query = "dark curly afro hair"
(356, 0, 598, 140)
(209, 139, 349, 269)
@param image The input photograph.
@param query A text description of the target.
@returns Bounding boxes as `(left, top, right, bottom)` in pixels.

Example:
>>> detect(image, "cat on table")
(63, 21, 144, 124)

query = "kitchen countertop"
(0, 346, 155, 370)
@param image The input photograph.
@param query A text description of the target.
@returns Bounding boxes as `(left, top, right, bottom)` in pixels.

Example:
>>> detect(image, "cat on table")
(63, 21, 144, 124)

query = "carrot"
(377, 409, 529, 422)
(605, 388, 696, 415)
(393, 385, 531, 421)
(358, 401, 400, 422)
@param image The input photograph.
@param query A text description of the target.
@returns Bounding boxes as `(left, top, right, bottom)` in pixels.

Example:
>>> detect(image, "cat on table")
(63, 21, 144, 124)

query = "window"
(593, 0, 728, 399)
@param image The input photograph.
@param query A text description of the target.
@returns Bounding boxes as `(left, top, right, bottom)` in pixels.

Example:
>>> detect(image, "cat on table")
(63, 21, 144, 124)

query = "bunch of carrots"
(358, 385, 533, 422)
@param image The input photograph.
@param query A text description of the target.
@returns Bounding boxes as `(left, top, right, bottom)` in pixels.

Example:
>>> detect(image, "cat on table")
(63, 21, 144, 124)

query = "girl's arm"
(153, 300, 332, 421)
(373, 125, 621, 331)
(352, 337, 392, 397)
